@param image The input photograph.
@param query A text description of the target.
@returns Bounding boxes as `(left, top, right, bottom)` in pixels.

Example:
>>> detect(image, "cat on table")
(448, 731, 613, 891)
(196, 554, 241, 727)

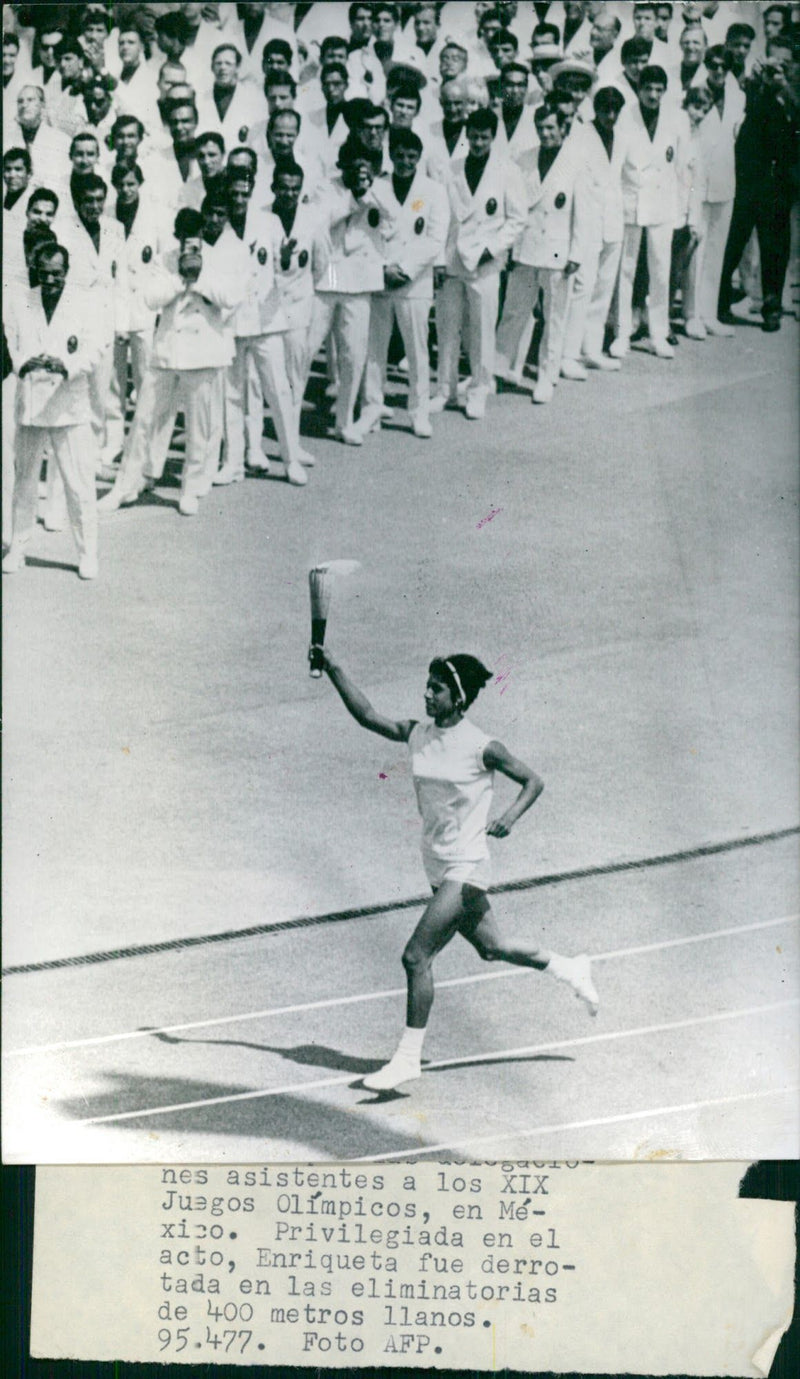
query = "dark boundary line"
(4, 825, 797, 977)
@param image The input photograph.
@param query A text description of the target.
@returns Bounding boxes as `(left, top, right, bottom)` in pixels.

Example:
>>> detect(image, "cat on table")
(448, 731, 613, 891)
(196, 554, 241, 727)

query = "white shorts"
(423, 853, 491, 892)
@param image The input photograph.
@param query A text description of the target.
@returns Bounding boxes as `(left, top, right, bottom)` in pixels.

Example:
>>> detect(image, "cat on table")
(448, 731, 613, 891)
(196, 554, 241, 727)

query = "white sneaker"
(553, 954, 599, 1016)
(363, 1054, 422, 1092)
(584, 354, 621, 372)
(179, 494, 200, 516)
(2, 546, 27, 574)
(684, 318, 707, 340)
(335, 426, 363, 447)
(532, 377, 554, 405)
(429, 393, 457, 414)
(298, 447, 316, 467)
(650, 338, 675, 359)
(464, 394, 486, 420)
(411, 416, 432, 439)
(560, 359, 588, 382)
(286, 459, 308, 486)
(78, 553, 99, 580)
(706, 319, 735, 338)
(608, 337, 629, 360)
(213, 463, 244, 486)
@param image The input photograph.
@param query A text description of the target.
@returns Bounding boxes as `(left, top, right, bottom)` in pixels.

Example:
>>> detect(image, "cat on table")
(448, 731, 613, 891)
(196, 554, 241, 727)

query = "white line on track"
(75, 998, 798, 1126)
(357, 1085, 800, 1162)
(6, 912, 797, 1058)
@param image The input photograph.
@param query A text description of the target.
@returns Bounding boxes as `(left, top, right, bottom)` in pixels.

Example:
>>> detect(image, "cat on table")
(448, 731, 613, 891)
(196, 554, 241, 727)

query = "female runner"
(317, 648, 599, 1092)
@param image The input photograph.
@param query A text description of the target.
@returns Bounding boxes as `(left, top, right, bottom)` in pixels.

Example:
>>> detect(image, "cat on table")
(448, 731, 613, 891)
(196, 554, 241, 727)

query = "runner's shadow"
(146, 1029, 383, 1075)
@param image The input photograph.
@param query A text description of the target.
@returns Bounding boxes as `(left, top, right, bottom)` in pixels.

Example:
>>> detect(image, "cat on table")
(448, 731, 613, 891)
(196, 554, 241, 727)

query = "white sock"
(394, 1026, 426, 1062)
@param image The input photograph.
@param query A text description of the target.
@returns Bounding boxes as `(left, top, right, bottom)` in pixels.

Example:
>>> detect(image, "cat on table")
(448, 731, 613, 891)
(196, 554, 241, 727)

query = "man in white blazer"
(305, 140, 393, 444)
(3, 241, 103, 579)
(100, 201, 245, 516)
(356, 127, 449, 440)
(268, 160, 330, 466)
(105, 162, 172, 473)
(4, 86, 70, 191)
(304, 61, 351, 176)
(495, 62, 542, 174)
(611, 63, 691, 358)
(433, 106, 527, 420)
(424, 77, 470, 181)
(560, 83, 626, 374)
(683, 45, 743, 338)
(216, 167, 308, 488)
(59, 174, 130, 466)
(196, 42, 265, 150)
(495, 101, 588, 403)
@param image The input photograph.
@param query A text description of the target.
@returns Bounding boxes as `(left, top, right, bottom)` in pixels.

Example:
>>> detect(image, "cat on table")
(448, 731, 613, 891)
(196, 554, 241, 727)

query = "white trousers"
(2, 375, 18, 546)
(616, 222, 673, 346)
(495, 264, 573, 383)
(362, 294, 431, 426)
(684, 199, 734, 326)
(114, 365, 224, 502)
(562, 238, 623, 362)
(11, 422, 97, 559)
(88, 339, 116, 464)
(225, 333, 300, 476)
(283, 324, 313, 437)
(435, 271, 499, 405)
(107, 329, 153, 460)
(306, 292, 371, 433)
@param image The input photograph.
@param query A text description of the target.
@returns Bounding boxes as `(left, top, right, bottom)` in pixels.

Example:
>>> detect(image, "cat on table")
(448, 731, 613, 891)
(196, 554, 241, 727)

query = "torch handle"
(309, 618, 327, 677)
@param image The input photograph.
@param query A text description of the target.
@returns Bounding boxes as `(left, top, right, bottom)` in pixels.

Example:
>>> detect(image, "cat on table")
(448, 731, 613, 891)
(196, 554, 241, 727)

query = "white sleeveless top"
(408, 718, 494, 865)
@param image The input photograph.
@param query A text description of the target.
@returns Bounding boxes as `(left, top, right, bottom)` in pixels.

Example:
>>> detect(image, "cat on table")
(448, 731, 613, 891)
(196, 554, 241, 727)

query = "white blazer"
(2, 120, 70, 192)
(514, 142, 589, 270)
(116, 197, 172, 333)
(59, 214, 130, 339)
(196, 82, 267, 152)
(425, 120, 469, 183)
(696, 79, 745, 204)
(268, 198, 329, 330)
(616, 100, 691, 228)
(304, 105, 349, 178)
(569, 121, 624, 245)
(495, 106, 542, 177)
(316, 177, 393, 295)
(445, 147, 528, 277)
(5, 283, 104, 427)
(144, 236, 245, 371)
(378, 169, 450, 301)
(227, 206, 287, 338)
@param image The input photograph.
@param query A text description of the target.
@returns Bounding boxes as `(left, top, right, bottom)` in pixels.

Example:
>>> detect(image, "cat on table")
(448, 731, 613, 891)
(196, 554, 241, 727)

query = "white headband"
(444, 659, 466, 706)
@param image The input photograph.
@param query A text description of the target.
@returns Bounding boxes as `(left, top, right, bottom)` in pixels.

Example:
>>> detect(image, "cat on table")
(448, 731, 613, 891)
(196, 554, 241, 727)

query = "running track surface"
(3, 320, 798, 1162)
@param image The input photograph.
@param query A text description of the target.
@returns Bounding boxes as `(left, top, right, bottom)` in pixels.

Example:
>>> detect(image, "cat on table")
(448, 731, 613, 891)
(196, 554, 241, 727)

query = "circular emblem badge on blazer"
(141, 245, 152, 263)
(367, 207, 380, 228)
(239, 126, 248, 143)
(555, 191, 566, 209)
(414, 215, 425, 235)
(666, 145, 674, 162)
(257, 246, 267, 265)
(67, 336, 78, 354)
(298, 248, 309, 268)
(486, 197, 497, 215)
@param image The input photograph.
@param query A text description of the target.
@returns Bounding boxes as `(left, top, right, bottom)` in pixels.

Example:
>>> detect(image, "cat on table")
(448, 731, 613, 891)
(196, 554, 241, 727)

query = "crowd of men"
(3, 2, 799, 579)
